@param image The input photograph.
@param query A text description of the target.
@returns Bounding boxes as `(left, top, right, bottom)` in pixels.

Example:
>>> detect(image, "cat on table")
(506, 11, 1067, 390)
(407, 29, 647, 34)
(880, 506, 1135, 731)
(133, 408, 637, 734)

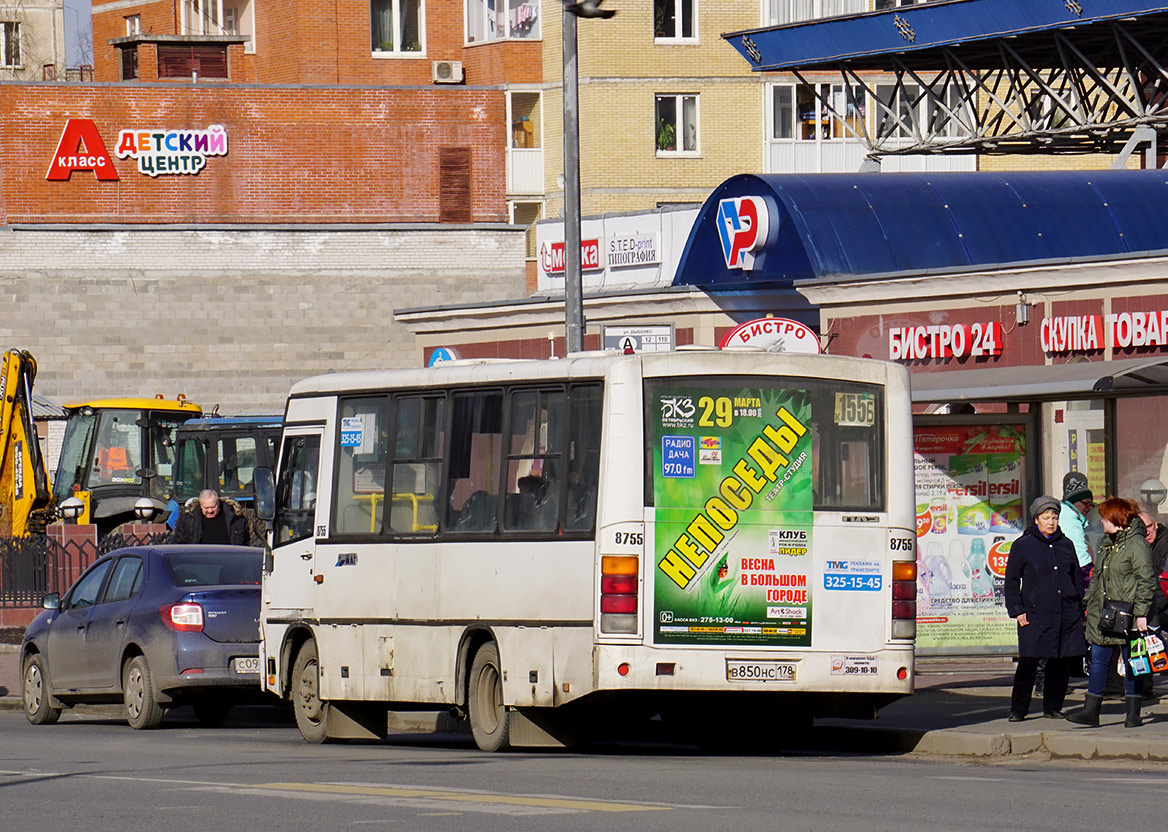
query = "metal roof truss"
(792, 21, 1168, 160)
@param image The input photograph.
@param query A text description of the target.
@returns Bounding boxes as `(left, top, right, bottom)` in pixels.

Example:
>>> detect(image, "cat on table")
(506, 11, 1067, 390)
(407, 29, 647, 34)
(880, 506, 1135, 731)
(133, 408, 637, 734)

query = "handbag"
(1099, 599, 1135, 638)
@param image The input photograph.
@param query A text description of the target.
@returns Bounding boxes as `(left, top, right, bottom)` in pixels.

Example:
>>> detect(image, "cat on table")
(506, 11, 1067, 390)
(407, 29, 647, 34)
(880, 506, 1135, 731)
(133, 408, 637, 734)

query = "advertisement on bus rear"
(650, 383, 813, 647)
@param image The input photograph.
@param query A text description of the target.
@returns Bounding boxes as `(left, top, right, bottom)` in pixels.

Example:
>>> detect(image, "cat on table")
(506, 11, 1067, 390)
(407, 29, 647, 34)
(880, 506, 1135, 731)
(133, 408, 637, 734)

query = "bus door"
(266, 428, 324, 613)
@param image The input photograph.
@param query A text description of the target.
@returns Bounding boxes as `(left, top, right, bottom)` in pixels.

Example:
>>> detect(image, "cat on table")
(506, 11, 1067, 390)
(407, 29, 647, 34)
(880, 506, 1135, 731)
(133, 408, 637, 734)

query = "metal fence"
(0, 531, 171, 607)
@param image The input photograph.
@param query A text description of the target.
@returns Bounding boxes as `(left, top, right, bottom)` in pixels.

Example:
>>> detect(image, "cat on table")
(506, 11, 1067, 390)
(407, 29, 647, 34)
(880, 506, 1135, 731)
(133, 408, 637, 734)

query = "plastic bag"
(1129, 632, 1153, 677)
(1146, 630, 1168, 674)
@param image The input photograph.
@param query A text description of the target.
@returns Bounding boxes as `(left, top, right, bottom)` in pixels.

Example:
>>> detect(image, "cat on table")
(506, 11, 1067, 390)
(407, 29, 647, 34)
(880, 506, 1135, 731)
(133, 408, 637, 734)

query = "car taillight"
(891, 560, 916, 640)
(161, 602, 204, 632)
(600, 555, 638, 634)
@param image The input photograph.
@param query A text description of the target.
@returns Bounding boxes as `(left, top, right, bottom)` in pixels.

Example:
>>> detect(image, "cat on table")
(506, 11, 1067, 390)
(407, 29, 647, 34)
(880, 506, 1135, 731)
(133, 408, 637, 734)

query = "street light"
(562, 0, 615, 355)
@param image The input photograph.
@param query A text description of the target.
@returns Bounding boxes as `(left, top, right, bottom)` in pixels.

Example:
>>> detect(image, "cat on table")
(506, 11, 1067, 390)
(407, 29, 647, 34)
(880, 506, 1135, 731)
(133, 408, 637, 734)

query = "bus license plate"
(231, 657, 260, 674)
(726, 660, 796, 682)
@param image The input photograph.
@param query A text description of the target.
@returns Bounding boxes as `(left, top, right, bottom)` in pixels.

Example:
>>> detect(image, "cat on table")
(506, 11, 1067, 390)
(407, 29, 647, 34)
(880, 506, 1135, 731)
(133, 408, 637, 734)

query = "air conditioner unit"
(432, 60, 464, 84)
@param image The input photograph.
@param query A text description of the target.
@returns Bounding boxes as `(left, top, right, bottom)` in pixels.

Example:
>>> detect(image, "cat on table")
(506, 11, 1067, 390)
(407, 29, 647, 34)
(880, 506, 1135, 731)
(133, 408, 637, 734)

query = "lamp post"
(562, 0, 614, 355)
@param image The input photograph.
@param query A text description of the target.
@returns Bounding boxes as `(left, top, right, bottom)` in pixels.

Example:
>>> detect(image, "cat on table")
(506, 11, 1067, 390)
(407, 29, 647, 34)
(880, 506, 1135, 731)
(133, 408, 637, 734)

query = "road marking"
(245, 782, 670, 813)
(931, 776, 1007, 782)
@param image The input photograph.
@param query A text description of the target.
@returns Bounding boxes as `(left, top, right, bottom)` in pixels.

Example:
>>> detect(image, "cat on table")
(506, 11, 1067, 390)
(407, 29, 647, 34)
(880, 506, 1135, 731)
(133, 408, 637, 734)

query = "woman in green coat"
(1068, 497, 1156, 728)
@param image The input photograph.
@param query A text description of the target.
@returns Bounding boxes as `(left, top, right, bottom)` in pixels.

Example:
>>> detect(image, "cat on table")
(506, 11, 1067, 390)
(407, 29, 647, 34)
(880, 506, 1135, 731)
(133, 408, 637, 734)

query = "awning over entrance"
(911, 357, 1168, 402)
(673, 171, 1168, 289)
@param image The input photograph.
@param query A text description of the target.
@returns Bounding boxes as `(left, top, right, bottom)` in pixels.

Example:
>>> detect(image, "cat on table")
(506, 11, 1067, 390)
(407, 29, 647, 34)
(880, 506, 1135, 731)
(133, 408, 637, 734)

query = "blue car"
(20, 545, 265, 729)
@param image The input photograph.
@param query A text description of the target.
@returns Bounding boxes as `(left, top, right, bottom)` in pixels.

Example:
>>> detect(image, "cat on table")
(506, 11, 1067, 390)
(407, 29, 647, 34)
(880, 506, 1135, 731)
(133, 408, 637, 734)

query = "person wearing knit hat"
(1059, 471, 1095, 584)
(1004, 495, 1087, 721)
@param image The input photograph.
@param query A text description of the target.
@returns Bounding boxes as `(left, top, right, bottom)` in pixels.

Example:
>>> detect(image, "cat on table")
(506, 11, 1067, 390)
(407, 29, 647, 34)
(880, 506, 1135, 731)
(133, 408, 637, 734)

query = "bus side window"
(332, 397, 389, 535)
(503, 388, 565, 533)
(387, 395, 443, 535)
(446, 390, 503, 533)
(564, 383, 602, 532)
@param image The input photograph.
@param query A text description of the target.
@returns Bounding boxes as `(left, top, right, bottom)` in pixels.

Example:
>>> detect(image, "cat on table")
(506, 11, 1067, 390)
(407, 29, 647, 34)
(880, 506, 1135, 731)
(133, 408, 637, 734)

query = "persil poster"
(913, 425, 1026, 653)
(651, 383, 813, 647)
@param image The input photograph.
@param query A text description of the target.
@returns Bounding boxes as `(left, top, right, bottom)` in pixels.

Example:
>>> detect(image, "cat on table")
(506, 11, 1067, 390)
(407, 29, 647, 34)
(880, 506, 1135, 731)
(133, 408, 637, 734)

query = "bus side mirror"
(254, 466, 275, 521)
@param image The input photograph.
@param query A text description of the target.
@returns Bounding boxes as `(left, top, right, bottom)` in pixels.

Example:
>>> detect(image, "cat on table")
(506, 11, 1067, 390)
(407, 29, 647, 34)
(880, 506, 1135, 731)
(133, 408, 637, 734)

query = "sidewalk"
(4, 646, 1168, 760)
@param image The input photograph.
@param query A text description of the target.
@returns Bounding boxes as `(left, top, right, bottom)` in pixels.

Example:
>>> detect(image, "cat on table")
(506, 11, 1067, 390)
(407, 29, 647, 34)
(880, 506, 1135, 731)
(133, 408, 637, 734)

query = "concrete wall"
(2, 225, 527, 413)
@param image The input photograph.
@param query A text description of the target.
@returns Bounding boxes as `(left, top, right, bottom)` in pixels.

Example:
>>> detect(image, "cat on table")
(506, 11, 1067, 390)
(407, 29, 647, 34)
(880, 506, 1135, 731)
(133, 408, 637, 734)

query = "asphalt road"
(2, 707, 1167, 831)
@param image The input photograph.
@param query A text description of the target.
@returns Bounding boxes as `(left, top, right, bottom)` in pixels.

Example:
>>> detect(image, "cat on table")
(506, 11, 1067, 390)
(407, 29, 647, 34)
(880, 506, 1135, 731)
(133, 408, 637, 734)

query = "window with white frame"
(224, 1, 256, 53)
(654, 0, 694, 40)
(372, 0, 423, 52)
(1, 21, 20, 67)
(771, 82, 865, 140)
(125, 15, 141, 36)
(655, 94, 698, 154)
(466, 0, 539, 43)
(874, 0, 935, 9)
(763, 0, 864, 26)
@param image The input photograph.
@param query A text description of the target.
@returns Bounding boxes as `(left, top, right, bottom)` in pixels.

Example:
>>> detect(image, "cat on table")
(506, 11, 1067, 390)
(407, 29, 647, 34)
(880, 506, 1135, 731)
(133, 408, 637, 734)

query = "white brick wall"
(3, 226, 527, 414)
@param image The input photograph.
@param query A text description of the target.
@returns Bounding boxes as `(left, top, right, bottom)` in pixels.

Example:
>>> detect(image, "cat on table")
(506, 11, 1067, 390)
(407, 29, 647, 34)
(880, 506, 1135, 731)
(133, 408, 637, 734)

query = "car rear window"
(164, 551, 262, 587)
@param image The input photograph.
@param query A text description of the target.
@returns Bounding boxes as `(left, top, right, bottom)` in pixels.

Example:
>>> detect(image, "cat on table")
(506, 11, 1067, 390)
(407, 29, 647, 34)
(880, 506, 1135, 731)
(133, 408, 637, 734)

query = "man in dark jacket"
(172, 489, 249, 545)
(1138, 512, 1168, 700)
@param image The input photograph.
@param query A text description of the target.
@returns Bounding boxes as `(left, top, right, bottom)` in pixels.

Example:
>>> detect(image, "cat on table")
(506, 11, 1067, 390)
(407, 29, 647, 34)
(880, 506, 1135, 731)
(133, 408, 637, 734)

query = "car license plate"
(726, 659, 797, 682)
(231, 657, 260, 674)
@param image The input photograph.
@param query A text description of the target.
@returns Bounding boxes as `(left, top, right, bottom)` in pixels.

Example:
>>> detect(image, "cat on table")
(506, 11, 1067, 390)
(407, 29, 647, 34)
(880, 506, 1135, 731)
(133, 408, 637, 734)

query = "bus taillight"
(601, 555, 638, 634)
(891, 560, 916, 640)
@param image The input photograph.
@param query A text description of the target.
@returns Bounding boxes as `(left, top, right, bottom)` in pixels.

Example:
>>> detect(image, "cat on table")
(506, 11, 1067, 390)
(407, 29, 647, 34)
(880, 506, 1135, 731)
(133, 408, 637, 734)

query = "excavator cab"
(51, 397, 202, 534)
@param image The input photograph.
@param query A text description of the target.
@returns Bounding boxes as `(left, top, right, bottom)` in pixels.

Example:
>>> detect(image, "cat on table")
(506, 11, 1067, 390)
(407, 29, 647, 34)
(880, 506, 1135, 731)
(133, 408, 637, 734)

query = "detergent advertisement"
(914, 425, 1026, 653)
(651, 382, 814, 647)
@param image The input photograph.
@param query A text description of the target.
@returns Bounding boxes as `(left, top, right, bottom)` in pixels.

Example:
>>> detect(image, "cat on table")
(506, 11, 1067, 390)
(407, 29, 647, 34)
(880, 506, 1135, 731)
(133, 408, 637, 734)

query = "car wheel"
(468, 642, 511, 752)
(291, 640, 330, 743)
(22, 654, 62, 726)
(193, 698, 233, 726)
(123, 655, 165, 730)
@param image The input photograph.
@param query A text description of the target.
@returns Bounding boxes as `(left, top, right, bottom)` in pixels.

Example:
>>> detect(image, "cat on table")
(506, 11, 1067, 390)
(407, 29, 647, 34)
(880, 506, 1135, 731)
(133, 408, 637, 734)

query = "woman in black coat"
(1003, 494, 1087, 721)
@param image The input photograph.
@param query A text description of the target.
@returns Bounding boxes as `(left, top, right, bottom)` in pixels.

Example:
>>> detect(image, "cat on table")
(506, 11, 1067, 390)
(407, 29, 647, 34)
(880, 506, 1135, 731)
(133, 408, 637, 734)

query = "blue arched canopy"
(673, 171, 1168, 288)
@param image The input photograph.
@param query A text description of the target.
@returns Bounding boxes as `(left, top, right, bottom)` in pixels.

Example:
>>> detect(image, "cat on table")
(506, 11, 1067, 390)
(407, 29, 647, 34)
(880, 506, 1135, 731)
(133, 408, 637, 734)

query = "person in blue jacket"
(1004, 495, 1087, 721)
(1059, 472, 1095, 585)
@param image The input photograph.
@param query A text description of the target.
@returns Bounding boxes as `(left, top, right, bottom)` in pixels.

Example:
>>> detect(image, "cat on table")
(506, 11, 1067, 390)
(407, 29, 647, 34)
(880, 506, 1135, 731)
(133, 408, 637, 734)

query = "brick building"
(2, 59, 526, 411)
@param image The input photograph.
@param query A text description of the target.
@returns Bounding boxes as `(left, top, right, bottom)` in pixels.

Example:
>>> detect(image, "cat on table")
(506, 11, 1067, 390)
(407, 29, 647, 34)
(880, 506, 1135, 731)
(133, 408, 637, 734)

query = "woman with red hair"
(1068, 497, 1157, 728)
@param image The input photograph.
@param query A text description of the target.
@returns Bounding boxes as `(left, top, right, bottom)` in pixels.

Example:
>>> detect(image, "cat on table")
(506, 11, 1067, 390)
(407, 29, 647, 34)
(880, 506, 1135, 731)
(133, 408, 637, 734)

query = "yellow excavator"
(0, 350, 53, 536)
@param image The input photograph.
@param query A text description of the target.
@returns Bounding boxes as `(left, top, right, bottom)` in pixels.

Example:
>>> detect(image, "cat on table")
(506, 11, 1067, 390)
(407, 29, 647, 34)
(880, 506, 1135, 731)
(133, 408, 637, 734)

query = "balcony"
(507, 147, 543, 196)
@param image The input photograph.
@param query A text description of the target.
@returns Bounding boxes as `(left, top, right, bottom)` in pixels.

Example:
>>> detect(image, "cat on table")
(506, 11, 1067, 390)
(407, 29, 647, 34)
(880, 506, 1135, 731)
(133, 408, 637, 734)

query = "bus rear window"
(643, 377, 884, 512)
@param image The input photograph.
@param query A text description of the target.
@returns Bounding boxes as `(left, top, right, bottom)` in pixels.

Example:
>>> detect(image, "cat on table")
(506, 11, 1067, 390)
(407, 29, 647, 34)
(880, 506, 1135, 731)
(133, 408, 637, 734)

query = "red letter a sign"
(45, 119, 119, 181)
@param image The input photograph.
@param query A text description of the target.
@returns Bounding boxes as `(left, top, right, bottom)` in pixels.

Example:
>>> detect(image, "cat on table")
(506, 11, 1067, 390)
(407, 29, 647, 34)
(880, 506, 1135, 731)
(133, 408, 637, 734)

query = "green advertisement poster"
(650, 382, 814, 647)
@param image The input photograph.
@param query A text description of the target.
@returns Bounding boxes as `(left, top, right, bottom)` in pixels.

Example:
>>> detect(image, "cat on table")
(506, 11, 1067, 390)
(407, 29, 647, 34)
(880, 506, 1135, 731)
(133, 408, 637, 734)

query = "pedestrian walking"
(1004, 495, 1086, 721)
(1068, 497, 1157, 728)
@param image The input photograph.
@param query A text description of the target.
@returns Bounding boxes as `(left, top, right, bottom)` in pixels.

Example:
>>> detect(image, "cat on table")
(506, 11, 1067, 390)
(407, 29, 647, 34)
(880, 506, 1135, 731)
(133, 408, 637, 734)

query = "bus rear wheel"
(468, 643, 511, 752)
(291, 639, 331, 743)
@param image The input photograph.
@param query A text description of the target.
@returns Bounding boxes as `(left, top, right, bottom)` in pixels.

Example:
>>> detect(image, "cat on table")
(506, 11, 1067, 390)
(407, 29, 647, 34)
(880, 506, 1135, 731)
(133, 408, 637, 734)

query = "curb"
(845, 724, 1168, 761)
(0, 695, 21, 712)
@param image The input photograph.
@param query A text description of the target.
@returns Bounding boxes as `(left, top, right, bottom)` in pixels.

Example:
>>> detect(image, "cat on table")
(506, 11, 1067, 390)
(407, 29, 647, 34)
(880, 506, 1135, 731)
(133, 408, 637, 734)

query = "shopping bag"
(1146, 630, 1168, 674)
(1130, 632, 1153, 676)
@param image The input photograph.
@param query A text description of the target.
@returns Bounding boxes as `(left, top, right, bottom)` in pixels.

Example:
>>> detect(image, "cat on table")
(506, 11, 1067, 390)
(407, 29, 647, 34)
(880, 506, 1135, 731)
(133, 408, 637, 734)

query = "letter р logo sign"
(46, 119, 120, 181)
(717, 196, 771, 271)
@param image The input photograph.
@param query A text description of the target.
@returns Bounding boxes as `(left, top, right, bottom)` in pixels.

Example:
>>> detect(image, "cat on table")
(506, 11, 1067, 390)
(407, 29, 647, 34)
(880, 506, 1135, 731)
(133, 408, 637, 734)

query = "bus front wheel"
(468, 643, 511, 752)
(291, 640, 331, 743)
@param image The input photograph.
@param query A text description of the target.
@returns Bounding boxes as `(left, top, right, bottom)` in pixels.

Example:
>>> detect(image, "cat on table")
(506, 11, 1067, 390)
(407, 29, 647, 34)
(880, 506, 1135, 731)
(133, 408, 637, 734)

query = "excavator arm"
(0, 350, 52, 535)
